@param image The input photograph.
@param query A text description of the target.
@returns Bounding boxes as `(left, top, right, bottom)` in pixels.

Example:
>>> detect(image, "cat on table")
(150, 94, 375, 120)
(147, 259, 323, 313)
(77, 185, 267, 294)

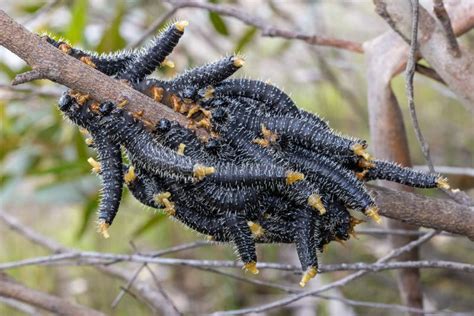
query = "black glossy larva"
(53, 22, 449, 287)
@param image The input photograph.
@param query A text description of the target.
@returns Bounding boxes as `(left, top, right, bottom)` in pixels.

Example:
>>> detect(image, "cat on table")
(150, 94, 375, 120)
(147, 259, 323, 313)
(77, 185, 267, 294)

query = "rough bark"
(369, 185, 474, 240)
(0, 10, 205, 137)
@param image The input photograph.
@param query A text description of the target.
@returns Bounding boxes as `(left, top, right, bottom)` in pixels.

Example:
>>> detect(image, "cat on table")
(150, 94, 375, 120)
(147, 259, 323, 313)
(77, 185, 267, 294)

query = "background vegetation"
(1, 0, 473, 315)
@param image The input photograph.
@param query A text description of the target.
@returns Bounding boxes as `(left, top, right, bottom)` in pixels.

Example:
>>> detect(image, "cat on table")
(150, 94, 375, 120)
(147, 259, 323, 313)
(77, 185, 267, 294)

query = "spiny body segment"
(48, 22, 448, 287)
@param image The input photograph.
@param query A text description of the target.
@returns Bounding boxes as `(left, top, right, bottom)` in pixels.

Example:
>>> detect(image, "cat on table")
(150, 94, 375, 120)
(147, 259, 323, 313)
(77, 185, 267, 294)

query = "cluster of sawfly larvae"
(44, 21, 450, 287)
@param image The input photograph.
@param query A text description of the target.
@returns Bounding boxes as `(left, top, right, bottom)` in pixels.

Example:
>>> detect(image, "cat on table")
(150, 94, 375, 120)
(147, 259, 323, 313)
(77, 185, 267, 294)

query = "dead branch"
(212, 230, 439, 315)
(366, 11, 424, 309)
(368, 185, 474, 240)
(164, 0, 364, 53)
(4, 211, 470, 315)
(406, 0, 435, 172)
(0, 211, 181, 316)
(0, 10, 206, 137)
(140, 0, 446, 85)
(433, 0, 461, 57)
(2, 211, 472, 275)
(195, 267, 439, 315)
(2, 251, 472, 275)
(374, 0, 474, 114)
(0, 272, 106, 316)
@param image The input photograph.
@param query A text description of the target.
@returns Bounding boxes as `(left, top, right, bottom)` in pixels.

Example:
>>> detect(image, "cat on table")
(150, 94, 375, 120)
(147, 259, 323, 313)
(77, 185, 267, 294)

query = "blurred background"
(1, 0, 473, 315)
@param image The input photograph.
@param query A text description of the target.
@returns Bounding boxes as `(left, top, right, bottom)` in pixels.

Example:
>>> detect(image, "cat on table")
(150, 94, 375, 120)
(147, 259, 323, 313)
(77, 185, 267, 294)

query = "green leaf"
(76, 193, 99, 239)
(30, 161, 84, 176)
(74, 129, 89, 163)
(96, 1, 126, 53)
(132, 212, 166, 238)
(234, 27, 257, 53)
(0, 63, 17, 79)
(17, 3, 45, 14)
(208, 12, 229, 36)
(65, 0, 88, 44)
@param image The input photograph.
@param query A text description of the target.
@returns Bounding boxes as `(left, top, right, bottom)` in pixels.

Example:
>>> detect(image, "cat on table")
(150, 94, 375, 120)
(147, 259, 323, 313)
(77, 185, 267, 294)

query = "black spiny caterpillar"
(45, 21, 450, 287)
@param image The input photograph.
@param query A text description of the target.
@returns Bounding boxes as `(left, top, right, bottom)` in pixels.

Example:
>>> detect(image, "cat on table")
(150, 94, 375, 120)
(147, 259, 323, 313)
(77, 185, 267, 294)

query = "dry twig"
(0, 272, 106, 316)
(374, 0, 474, 114)
(212, 231, 440, 315)
(164, 0, 364, 53)
(433, 0, 461, 57)
(0, 211, 181, 316)
(405, 0, 435, 172)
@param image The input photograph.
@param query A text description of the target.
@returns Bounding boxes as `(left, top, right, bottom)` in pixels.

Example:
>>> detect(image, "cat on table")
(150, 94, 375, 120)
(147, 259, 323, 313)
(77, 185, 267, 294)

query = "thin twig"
(198, 267, 447, 315)
(212, 231, 439, 315)
(0, 272, 106, 316)
(414, 165, 474, 177)
(129, 5, 184, 48)
(12, 69, 47, 86)
(1, 248, 472, 274)
(433, 0, 461, 57)
(110, 240, 208, 308)
(0, 211, 181, 316)
(414, 63, 445, 85)
(111, 243, 181, 315)
(406, 0, 435, 173)
(355, 228, 456, 237)
(110, 263, 146, 309)
(139, 240, 209, 257)
(21, 0, 62, 25)
(164, 0, 364, 53)
(143, 264, 181, 315)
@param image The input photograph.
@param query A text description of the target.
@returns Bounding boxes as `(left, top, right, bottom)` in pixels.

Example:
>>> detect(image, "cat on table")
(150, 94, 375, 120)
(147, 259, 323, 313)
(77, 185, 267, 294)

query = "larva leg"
(284, 181, 327, 215)
(217, 124, 276, 161)
(124, 166, 160, 209)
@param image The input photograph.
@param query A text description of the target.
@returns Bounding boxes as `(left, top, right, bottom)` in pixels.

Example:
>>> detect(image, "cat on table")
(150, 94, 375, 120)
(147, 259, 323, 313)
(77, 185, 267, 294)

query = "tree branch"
(433, 0, 461, 57)
(374, 0, 474, 114)
(0, 211, 181, 316)
(0, 272, 106, 316)
(0, 10, 206, 137)
(368, 1, 425, 310)
(164, 0, 364, 53)
(368, 185, 474, 240)
(212, 230, 439, 315)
